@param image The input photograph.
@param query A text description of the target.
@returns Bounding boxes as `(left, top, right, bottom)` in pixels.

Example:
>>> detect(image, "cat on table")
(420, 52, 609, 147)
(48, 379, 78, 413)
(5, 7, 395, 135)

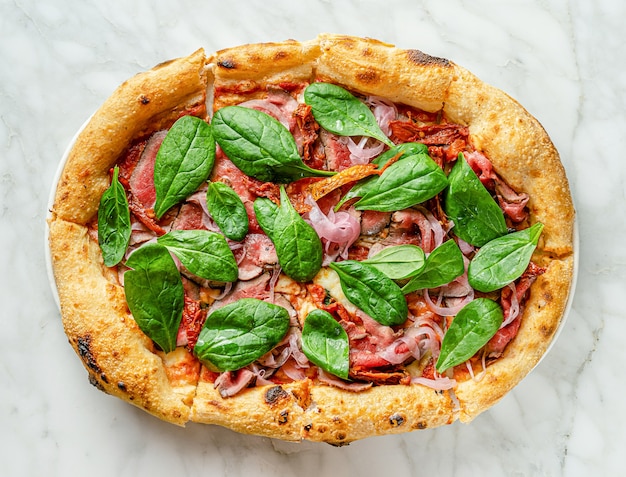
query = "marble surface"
(1, 0, 623, 475)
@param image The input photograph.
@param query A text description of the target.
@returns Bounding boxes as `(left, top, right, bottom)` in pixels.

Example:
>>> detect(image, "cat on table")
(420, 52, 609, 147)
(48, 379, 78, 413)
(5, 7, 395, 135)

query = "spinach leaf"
(98, 166, 131, 267)
(253, 197, 279, 241)
(361, 244, 426, 280)
(302, 309, 350, 379)
(402, 240, 465, 294)
(443, 153, 507, 247)
(206, 181, 249, 242)
(157, 229, 238, 283)
(436, 298, 503, 373)
(193, 298, 290, 372)
(304, 82, 394, 147)
(269, 187, 323, 282)
(153, 115, 216, 219)
(212, 106, 334, 183)
(335, 142, 429, 210)
(354, 153, 449, 212)
(124, 243, 184, 353)
(329, 260, 408, 326)
(468, 222, 544, 293)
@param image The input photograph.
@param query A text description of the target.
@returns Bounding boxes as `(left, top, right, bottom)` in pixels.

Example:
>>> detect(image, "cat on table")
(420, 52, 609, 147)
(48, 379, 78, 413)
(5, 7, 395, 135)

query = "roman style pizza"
(48, 34, 575, 445)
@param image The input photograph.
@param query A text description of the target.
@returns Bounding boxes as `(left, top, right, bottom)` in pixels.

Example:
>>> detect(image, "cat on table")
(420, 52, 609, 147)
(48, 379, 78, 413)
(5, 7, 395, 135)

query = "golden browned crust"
(315, 34, 454, 113)
(51, 48, 209, 226)
(48, 219, 191, 424)
(211, 39, 320, 111)
(443, 65, 575, 256)
(192, 379, 310, 441)
(49, 35, 575, 443)
(191, 374, 456, 445)
(453, 256, 574, 422)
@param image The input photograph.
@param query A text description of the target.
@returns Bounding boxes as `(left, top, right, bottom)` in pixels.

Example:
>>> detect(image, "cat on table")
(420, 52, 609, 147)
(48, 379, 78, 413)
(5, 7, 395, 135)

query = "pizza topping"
(361, 244, 425, 281)
(305, 194, 360, 264)
(335, 142, 430, 210)
(443, 153, 509, 247)
(211, 106, 334, 183)
(234, 233, 278, 281)
(435, 298, 504, 373)
(214, 369, 257, 398)
(256, 187, 323, 282)
(124, 243, 184, 354)
(128, 130, 167, 209)
(308, 163, 379, 201)
(97, 166, 131, 267)
(303, 82, 394, 148)
(468, 222, 543, 293)
(97, 80, 544, 397)
(156, 229, 239, 283)
(205, 181, 249, 242)
(194, 298, 290, 372)
(402, 240, 465, 294)
(329, 260, 408, 327)
(301, 309, 350, 379)
(353, 151, 449, 212)
(153, 116, 216, 219)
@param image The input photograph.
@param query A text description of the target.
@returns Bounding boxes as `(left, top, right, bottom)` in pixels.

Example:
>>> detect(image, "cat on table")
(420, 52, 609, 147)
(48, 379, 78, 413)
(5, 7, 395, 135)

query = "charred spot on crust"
(331, 431, 348, 444)
(77, 335, 103, 375)
(303, 423, 312, 432)
(139, 95, 150, 105)
(77, 335, 109, 386)
(389, 413, 405, 427)
(217, 58, 236, 69)
(413, 421, 427, 430)
(117, 382, 127, 392)
(88, 373, 105, 391)
(407, 49, 450, 67)
(278, 410, 289, 425)
(265, 385, 289, 405)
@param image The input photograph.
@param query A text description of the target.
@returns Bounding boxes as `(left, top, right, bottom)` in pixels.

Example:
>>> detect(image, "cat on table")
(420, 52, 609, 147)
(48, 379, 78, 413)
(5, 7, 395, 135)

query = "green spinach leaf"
(362, 244, 426, 280)
(157, 229, 238, 283)
(269, 187, 323, 282)
(436, 298, 503, 373)
(212, 106, 334, 183)
(402, 240, 465, 294)
(468, 222, 544, 293)
(193, 298, 290, 372)
(354, 153, 448, 211)
(124, 243, 184, 353)
(253, 197, 279, 241)
(335, 142, 429, 210)
(153, 116, 216, 219)
(304, 82, 394, 147)
(302, 309, 350, 379)
(98, 166, 131, 267)
(443, 153, 507, 246)
(329, 260, 408, 326)
(206, 181, 249, 242)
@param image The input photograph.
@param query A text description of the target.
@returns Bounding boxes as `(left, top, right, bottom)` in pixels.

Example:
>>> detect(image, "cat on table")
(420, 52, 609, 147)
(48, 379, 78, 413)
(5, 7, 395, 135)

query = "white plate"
(45, 116, 92, 310)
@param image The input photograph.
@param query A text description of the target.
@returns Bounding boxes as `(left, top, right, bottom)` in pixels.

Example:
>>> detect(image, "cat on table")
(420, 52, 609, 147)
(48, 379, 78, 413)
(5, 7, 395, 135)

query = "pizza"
(47, 34, 575, 445)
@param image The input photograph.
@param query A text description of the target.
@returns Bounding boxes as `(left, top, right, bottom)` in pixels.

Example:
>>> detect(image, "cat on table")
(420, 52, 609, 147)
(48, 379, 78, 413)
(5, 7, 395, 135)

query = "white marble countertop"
(2, 0, 623, 475)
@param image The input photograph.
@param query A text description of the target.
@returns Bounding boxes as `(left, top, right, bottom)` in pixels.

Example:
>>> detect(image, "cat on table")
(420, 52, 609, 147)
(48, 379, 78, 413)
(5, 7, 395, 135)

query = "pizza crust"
(52, 48, 209, 226)
(444, 65, 575, 256)
(453, 256, 574, 422)
(48, 35, 575, 443)
(48, 219, 191, 424)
